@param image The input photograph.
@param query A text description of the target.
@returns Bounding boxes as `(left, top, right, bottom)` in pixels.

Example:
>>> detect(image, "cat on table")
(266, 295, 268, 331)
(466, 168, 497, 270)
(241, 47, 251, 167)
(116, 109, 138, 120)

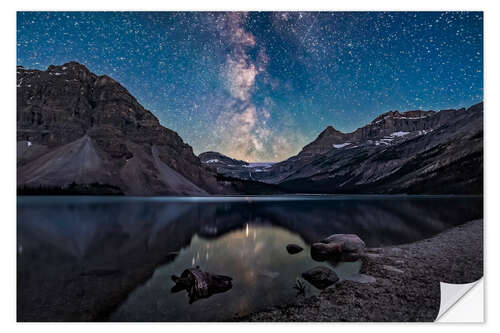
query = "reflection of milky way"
(111, 224, 360, 321)
(17, 12, 483, 162)
(18, 196, 483, 321)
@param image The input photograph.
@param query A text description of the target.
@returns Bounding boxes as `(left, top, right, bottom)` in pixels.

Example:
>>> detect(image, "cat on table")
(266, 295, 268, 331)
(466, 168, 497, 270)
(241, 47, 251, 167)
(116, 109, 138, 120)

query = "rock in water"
(301, 266, 339, 289)
(310, 242, 342, 261)
(321, 234, 366, 252)
(338, 252, 362, 262)
(286, 244, 304, 254)
(310, 234, 365, 262)
(171, 267, 232, 304)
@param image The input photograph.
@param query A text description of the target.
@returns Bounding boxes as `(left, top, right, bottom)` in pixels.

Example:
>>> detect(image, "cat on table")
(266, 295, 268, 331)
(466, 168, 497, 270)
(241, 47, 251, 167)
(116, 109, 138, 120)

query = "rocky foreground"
(237, 219, 483, 322)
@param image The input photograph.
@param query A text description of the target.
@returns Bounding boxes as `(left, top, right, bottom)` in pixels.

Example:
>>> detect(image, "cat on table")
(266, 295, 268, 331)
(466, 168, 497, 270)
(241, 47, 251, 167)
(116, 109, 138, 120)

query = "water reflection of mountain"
(195, 198, 483, 246)
(17, 196, 482, 321)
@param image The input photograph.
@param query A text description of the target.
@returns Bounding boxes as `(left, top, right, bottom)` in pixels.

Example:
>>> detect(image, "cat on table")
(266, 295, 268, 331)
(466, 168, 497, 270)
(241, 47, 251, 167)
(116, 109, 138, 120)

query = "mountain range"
(202, 102, 483, 194)
(17, 62, 483, 195)
(17, 62, 254, 195)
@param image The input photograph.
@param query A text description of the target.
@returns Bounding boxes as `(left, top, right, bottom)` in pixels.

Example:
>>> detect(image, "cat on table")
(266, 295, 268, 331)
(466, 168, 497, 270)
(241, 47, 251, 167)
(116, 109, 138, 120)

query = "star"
(17, 11, 483, 162)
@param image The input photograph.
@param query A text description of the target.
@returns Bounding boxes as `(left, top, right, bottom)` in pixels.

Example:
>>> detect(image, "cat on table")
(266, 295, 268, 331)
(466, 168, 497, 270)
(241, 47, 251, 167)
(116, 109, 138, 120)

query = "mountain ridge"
(17, 62, 483, 195)
(298, 107, 461, 157)
(202, 102, 483, 194)
(17, 62, 237, 195)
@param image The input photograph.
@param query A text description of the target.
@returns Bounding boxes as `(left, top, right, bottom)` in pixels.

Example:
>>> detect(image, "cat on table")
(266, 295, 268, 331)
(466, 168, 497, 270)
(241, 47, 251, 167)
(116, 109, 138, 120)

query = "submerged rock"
(171, 267, 232, 304)
(286, 244, 304, 254)
(301, 266, 339, 289)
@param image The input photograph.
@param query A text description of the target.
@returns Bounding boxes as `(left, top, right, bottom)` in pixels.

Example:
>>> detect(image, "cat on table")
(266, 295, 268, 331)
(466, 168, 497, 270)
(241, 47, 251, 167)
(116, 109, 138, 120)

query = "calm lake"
(17, 195, 483, 321)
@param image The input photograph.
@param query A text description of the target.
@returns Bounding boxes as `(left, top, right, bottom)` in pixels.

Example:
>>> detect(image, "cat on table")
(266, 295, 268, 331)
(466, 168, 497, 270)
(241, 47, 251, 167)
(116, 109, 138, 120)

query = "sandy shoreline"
(237, 219, 483, 322)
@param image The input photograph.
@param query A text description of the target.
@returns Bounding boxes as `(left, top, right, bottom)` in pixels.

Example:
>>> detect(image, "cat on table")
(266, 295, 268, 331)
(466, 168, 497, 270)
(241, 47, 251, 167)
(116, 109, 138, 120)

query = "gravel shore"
(237, 219, 483, 322)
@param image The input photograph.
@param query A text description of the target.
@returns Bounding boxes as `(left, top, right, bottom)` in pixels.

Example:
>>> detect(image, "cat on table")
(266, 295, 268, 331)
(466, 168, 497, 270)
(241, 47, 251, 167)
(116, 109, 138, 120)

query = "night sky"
(17, 12, 483, 162)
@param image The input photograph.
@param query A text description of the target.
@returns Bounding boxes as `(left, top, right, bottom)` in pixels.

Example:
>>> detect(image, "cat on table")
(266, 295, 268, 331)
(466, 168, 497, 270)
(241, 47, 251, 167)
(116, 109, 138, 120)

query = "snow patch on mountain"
(398, 116, 429, 119)
(418, 129, 433, 135)
(333, 142, 351, 148)
(390, 131, 410, 137)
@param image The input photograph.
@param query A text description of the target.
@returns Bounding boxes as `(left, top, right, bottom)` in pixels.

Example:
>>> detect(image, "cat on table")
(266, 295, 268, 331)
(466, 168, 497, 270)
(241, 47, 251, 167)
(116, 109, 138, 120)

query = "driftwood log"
(171, 267, 233, 303)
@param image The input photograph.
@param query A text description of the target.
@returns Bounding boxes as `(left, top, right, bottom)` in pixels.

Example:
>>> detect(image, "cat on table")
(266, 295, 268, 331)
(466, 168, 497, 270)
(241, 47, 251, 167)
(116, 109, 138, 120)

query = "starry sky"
(17, 11, 483, 162)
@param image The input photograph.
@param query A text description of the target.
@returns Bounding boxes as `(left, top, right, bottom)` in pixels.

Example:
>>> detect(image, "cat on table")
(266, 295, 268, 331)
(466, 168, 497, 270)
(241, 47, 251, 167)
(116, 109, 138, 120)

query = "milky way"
(17, 12, 483, 162)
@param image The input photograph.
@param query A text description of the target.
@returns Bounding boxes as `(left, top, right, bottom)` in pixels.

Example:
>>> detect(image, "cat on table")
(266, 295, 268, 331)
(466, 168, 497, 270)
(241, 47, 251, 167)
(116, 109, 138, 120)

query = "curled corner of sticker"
(436, 278, 484, 322)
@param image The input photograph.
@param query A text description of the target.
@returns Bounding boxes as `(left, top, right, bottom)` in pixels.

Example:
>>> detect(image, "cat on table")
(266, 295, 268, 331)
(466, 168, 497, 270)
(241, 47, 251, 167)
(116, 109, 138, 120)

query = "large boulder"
(302, 266, 339, 289)
(321, 234, 366, 253)
(310, 242, 342, 261)
(310, 234, 365, 262)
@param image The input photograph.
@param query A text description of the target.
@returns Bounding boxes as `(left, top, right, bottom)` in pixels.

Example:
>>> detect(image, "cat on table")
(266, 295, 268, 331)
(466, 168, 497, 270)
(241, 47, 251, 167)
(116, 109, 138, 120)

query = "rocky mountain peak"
(466, 102, 483, 113)
(17, 62, 227, 195)
(48, 61, 90, 71)
(45, 62, 96, 82)
(199, 151, 249, 167)
(371, 110, 400, 123)
(400, 110, 436, 118)
(300, 125, 347, 156)
(296, 105, 467, 160)
(371, 109, 435, 124)
(319, 125, 342, 137)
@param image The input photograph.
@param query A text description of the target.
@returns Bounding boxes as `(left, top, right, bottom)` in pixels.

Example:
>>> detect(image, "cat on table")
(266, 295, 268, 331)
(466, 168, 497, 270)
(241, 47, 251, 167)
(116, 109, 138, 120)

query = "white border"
(2, 1, 498, 332)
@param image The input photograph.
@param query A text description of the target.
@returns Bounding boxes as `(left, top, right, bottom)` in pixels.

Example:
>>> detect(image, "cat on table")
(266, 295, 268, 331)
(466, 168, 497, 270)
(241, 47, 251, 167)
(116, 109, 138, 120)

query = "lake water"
(17, 195, 483, 321)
